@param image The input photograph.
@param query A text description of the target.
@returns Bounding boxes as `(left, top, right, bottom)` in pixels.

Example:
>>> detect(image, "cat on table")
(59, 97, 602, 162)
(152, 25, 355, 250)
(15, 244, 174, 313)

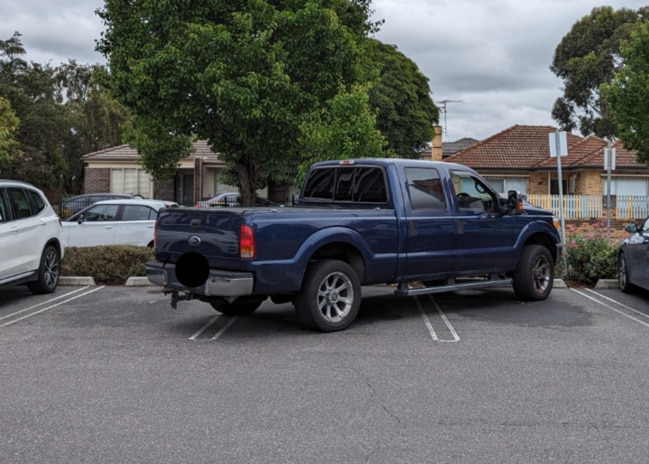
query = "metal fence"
(526, 194, 648, 220)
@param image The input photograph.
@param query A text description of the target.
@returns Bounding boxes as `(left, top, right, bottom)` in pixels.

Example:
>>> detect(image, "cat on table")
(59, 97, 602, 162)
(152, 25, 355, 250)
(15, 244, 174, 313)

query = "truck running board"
(395, 275, 512, 297)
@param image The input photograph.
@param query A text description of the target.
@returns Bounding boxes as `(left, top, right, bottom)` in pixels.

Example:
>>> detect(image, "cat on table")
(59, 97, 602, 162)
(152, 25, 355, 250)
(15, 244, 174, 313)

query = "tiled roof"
(446, 124, 647, 171)
(82, 140, 218, 161)
(443, 137, 478, 156)
(536, 137, 644, 169)
(445, 125, 583, 169)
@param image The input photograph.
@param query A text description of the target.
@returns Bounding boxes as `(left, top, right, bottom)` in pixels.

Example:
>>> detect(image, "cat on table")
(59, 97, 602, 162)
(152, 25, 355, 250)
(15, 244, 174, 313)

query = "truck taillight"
(240, 224, 256, 259)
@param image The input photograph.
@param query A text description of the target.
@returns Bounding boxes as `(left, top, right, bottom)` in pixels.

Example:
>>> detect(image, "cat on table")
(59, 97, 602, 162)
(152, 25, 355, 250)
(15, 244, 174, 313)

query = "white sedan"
(62, 198, 179, 247)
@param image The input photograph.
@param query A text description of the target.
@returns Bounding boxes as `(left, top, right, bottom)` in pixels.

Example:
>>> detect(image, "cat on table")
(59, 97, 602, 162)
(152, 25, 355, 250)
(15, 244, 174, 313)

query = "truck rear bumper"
(146, 261, 254, 297)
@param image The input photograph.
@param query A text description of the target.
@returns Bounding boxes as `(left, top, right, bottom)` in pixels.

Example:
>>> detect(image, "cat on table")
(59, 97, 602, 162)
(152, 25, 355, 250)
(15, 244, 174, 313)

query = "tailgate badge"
(188, 235, 202, 246)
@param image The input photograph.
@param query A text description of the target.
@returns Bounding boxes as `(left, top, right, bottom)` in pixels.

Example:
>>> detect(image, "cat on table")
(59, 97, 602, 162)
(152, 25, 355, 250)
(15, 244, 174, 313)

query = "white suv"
(0, 180, 65, 294)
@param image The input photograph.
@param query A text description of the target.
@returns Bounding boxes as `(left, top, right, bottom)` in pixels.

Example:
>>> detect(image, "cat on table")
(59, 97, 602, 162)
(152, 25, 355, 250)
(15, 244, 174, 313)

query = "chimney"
(431, 125, 443, 161)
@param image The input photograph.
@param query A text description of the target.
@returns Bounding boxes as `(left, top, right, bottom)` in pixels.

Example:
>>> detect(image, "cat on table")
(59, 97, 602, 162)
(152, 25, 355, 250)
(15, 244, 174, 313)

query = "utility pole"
(438, 99, 462, 136)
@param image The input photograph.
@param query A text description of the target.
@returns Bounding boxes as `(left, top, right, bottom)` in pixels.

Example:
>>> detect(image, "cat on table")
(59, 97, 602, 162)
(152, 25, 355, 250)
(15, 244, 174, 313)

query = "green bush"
(61, 246, 154, 285)
(554, 222, 624, 286)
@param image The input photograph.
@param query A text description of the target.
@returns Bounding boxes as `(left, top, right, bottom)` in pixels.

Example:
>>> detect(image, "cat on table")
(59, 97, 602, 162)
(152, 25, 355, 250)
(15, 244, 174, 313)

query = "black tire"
(294, 260, 361, 332)
(209, 298, 264, 316)
(618, 253, 635, 293)
(512, 244, 554, 301)
(27, 245, 61, 294)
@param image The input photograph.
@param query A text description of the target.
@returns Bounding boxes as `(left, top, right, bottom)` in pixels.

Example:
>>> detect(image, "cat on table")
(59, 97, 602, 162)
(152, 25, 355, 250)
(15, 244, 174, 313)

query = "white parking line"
(427, 295, 461, 342)
(571, 288, 649, 329)
(414, 295, 460, 342)
(0, 286, 105, 328)
(0, 286, 93, 322)
(188, 315, 238, 341)
(584, 288, 649, 320)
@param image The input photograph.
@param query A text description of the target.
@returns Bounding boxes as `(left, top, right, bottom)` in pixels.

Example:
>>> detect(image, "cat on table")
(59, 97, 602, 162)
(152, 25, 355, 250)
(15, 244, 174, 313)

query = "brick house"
(83, 140, 235, 205)
(425, 124, 649, 198)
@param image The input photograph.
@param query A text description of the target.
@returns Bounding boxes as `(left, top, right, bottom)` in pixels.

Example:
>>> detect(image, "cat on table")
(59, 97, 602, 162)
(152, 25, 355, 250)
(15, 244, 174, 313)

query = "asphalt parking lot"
(1, 284, 649, 464)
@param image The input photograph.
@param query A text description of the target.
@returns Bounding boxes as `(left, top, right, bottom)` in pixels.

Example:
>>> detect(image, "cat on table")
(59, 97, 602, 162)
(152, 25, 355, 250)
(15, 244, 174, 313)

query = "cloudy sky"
(2, 0, 647, 142)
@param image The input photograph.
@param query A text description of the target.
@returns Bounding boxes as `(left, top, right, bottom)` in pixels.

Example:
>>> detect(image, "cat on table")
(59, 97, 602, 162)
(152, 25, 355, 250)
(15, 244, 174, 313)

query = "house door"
(182, 174, 194, 206)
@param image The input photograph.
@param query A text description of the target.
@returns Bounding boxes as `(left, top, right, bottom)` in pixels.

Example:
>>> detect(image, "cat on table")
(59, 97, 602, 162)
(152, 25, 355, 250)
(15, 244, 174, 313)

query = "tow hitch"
(165, 289, 193, 309)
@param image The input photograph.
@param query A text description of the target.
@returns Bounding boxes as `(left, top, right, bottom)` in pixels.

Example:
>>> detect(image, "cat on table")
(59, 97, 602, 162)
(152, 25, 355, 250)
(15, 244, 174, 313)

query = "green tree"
(298, 84, 387, 181)
(56, 62, 130, 193)
(604, 21, 649, 166)
(368, 40, 438, 158)
(550, 6, 646, 138)
(0, 33, 68, 195)
(0, 32, 130, 196)
(96, 0, 381, 205)
(0, 96, 21, 166)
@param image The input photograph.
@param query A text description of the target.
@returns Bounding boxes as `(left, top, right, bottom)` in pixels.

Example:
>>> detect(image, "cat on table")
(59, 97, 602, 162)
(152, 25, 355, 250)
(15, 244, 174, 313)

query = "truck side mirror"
(507, 190, 524, 214)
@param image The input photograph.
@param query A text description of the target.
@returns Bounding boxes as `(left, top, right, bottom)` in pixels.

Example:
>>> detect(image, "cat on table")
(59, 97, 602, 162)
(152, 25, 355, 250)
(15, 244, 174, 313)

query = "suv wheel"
(27, 245, 61, 294)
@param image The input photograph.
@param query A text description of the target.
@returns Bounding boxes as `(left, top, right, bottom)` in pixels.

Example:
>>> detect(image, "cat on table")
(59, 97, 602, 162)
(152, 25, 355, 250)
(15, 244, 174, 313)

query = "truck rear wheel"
(295, 260, 361, 332)
(209, 298, 265, 316)
(512, 244, 554, 301)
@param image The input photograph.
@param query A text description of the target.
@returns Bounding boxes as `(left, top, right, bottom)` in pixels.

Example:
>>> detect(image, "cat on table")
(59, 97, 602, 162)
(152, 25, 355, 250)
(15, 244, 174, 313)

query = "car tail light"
(195, 203, 202, 208)
(240, 224, 256, 259)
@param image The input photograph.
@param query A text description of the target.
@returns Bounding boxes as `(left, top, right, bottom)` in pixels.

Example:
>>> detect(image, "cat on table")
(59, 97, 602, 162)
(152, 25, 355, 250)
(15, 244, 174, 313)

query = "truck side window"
(405, 167, 447, 210)
(450, 171, 497, 213)
(302, 166, 388, 204)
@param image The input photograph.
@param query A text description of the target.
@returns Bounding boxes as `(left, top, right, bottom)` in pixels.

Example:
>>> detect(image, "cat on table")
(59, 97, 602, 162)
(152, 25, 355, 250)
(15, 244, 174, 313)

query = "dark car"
(618, 216, 649, 293)
(57, 193, 142, 218)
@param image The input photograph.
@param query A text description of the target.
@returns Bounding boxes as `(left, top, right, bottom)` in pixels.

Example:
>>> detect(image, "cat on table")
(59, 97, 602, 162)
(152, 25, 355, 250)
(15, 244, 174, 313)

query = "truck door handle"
(408, 221, 417, 236)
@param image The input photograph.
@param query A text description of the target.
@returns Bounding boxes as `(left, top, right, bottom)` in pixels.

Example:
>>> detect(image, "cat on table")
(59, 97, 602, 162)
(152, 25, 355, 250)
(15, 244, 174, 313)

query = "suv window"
(0, 189, 8, 222)
(122, 205, 156, 221)
(8, 188, 33, 219)
(302, 166, 388, 204)
(81, 204, 120, 221)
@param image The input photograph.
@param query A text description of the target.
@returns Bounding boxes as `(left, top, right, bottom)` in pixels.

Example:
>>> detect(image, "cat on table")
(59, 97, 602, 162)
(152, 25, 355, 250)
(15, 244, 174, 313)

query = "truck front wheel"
(295, 260, 361, 332)
(512, 244, 554, 301)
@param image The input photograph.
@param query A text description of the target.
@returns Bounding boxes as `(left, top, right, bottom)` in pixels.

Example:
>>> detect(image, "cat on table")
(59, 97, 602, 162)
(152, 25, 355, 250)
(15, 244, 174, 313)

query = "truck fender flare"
(513, 220, 561, 262)
(292, 226, 374, 278)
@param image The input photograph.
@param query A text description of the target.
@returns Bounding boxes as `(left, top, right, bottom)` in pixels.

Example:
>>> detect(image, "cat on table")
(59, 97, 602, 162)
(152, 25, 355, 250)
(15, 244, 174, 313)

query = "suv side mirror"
(625, 223, 638, 234)
(507, 190, 524, 215)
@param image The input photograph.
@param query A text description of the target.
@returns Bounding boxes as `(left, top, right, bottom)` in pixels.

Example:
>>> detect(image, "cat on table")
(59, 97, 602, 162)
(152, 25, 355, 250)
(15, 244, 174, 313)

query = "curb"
(59, 276, 96, 286)
(594, 279, 619, 289)
(59, 276, 154, 286)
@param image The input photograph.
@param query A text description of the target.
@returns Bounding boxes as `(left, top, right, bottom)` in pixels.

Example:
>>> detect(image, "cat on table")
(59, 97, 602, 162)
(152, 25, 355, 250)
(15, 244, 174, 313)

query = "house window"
(484, 177, 527, 194)
(111, 168, 151, 197)
(610, 177, 648, 196)
(550, 179, 568, 195)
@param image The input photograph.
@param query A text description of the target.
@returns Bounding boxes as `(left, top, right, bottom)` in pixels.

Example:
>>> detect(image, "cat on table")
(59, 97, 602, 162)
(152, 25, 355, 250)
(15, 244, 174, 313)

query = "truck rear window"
(302, 166, 388, 204)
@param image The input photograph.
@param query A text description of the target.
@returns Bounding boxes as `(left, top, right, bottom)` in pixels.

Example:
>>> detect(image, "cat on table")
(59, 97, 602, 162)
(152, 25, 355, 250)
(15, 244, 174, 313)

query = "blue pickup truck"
(146, 158, 561, 332)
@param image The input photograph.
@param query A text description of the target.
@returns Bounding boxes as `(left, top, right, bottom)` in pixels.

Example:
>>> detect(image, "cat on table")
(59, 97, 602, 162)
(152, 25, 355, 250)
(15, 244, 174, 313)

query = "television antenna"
(439, 99, 462, 135)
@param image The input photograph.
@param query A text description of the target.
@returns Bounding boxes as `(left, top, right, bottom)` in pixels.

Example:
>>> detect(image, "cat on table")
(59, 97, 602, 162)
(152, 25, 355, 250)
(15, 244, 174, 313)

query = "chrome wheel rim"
(532, 254, 551, 293)
(43, 249, 60, 288)
(316, 271, 354, 323)
(619, 256, 628, 288)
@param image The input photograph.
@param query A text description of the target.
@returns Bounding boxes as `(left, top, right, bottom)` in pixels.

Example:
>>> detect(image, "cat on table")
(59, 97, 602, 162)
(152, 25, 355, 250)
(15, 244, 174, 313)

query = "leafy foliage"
(367, 40, 438, 158)
(61, 245, 154, 285)
(557, 222, 620, 285)
(97, 1, 432, 205)
(0, 32, 129, 196)
(604, 20, 649, 167)
(298, 84, 387, 182)
(0, 96, 21, 165)
(550, 6, 647, 138)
